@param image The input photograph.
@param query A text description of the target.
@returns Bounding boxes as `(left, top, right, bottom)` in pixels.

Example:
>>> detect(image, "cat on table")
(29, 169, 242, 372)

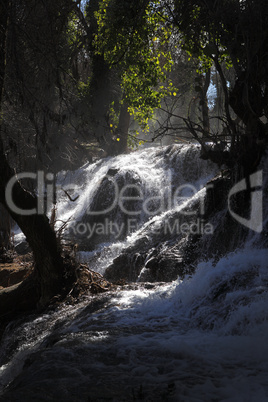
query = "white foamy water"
(0, 248, 268, 401)
(57, 144, 217, 273)
(3, 145, 268, 401)
(57, 144, 214, 223)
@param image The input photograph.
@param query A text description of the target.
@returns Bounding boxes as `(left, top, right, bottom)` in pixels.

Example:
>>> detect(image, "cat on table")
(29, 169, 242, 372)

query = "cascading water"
(1, 144, 268, 401)
(56, 144, 217, 278)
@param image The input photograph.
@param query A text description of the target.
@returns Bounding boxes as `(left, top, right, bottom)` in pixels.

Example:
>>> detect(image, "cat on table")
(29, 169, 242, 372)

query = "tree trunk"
(0, 144, 65, 308)
(201, 69, 211, 138)
(229, 74, 265, 175)
(115, 98, 130, 154)
(0, 0, 65, 314)
(0, 204, 11, 250)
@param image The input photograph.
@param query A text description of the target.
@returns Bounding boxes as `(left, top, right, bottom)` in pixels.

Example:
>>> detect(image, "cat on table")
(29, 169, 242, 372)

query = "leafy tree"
(69, 0, 133, 156)
(0, 0, 76, 315)
(95, 0, 268, 172)
(95, 0, 176, 132)
(2, 0, 96, 175)
(171, 0, 268, 170)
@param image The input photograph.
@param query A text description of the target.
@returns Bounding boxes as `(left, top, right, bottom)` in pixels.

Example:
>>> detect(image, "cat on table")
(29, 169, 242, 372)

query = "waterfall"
(56, 144, 217, 278)
(1, 144, 268, 401)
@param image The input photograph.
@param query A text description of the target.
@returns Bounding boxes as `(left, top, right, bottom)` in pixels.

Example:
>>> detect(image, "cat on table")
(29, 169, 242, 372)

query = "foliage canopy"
(95, 0, 176, 129)
(94, 0, 268, 159)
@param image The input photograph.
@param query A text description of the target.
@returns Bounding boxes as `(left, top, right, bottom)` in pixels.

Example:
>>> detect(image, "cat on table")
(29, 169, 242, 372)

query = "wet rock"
(104, 234, 200, 283)
(75, 169, 143, 250)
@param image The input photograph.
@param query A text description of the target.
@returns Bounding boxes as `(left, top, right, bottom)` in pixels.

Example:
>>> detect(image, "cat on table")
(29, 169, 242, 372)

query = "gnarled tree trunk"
(0, 140, 65, 313)
(0, 0, 65, 317)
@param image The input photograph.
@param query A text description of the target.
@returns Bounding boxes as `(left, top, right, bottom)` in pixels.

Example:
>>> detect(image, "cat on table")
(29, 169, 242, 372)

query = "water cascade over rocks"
(58, 144, 218, 280)
(1, 144, 268, 401)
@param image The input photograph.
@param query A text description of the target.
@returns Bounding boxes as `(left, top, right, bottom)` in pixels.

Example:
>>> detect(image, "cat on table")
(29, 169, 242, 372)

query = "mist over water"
(1, 144, 268, 401)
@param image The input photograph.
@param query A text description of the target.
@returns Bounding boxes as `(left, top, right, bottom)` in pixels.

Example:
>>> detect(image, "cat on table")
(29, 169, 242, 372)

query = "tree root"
(62, 264, 114, 302)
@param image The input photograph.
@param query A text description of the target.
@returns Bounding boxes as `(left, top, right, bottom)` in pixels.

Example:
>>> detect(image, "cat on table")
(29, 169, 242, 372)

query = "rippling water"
(2, 145, 268, 401)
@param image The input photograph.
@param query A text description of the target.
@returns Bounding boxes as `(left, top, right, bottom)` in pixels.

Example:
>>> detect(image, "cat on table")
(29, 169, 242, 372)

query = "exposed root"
(61, 264, 114, 304)
(0, 244, 115, 325)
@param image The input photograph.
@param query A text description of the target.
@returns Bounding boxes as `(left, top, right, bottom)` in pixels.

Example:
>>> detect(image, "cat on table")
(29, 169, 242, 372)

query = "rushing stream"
(1, 144, 268, 401)
(58, 144, 217, 278)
